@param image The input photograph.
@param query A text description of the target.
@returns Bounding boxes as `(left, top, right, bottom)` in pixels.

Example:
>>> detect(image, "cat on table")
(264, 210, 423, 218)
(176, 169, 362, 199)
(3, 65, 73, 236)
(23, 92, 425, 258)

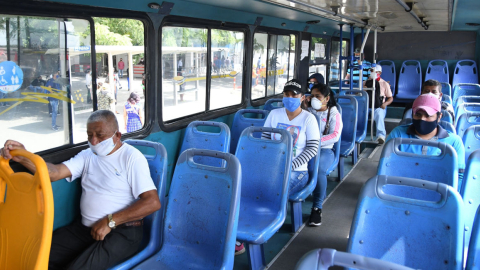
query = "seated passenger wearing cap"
(262, 79, 320, 194)
(0, 110, 161, 270)
(363, 65, 393, 144)
(387, 94, 465, 187)
(402, 79, 455, 123)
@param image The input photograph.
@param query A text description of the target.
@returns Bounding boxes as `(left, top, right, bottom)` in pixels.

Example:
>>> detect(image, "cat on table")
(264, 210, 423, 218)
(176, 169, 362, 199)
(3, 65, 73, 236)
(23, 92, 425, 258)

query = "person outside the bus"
(305, 84, 343, 226)
(30, 75, 46, 93)
(1, 110, 161, 270)
(123, 92, 143, 133)
(387, 94, 465, 187)
(363, 65, 393, 144)
(402, 79, 455, 123)
(46, 75, 61, 131)
(117, 58, 125, 78)
(97, 84, 115, 112)
(236, 79, 320, 255)
(85, 69, 92, 104)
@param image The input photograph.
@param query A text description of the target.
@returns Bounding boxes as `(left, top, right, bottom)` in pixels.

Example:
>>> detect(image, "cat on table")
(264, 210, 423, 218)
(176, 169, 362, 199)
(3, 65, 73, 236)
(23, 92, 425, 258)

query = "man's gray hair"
(87, 110, 119, 131)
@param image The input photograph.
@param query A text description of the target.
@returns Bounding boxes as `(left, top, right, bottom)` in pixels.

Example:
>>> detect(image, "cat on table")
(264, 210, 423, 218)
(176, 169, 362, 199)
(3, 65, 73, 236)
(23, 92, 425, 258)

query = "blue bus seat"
(179, 121, 231, 167)
(441, 82, 452, 96)
(442, 94, 452, 105)
(340, 90, 368, 165)
(425, 60, 449, 84)
(398, 118, 456, 134)
(235, 127, 292, 270)
(456, 96, 480, 111)
(110, 140, 168, 270)
(452, 83, 480, 108)
(463, 126, 480, 161)
(466, 205, 480, 270)
(378, 138, 458, 189)
(396, 60, 422, 101)
(336, 96, 358, 181)
(452, 60, 479, 88)
(295, 248, 415, 270)
(455, 103, 480, 124)
(289, 125, 320, 232)
(133, 149, 241, 270)
(403, 108, 413, 120)
(461, 150, 480, 256)
(347, 175, 464, 270)
(402, 108, 452, 124)
(457, 112, 480, 140)
(378, 60, 396, 95)
(326, 104, 342, 178)
(230, 109, 269, 154)
(264, 98, 283, 111)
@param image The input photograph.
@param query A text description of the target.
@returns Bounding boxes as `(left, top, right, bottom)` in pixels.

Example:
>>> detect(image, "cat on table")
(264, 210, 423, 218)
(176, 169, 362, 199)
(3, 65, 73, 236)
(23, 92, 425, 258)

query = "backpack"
(365, 79, 382, 109)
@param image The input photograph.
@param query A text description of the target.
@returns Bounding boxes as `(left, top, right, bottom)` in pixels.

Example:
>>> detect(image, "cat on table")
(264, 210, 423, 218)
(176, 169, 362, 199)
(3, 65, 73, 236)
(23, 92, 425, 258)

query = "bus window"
(209, 29, 244, 110)
(93, 17, 145, 134)
(309, 65, 327, 80)
(0, 15, 92, 153)
(162, 27, 207, 121)
(253, 32, 295, 100)
(329, 39, 348, 85)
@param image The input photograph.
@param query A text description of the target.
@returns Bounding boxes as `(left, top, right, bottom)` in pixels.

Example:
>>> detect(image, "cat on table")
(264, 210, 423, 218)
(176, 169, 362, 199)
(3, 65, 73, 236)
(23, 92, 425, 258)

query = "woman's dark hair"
(311, 84, 337, 108)
(127, 92, 140, 103)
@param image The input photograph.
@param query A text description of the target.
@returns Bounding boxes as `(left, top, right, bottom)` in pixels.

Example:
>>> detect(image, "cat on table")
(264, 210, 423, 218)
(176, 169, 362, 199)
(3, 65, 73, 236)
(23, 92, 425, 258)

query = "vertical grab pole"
(349, 24, 354, 90)
(371, 28, 378, 142)
(360, 28, 364, 92)
(339, 24, 343, 93)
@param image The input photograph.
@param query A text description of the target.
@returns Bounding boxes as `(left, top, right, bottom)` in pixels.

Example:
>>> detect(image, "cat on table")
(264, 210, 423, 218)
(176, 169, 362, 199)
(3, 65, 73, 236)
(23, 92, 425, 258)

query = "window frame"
(0, 1, 154, 162)
(309, 33, 331, 65)
(329, 37, 349, 86)
(158, 16, 249, 132)
(250, 26, 299, 108)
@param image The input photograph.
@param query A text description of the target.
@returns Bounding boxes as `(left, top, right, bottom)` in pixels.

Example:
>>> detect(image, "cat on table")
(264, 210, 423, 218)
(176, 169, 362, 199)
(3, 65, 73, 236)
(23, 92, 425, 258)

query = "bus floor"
(269, 143, 385, 270)
(232, 143, 383, 270)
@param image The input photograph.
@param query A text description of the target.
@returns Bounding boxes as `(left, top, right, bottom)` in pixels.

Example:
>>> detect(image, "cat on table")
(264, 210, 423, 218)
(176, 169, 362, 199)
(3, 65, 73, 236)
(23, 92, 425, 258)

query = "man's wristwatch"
(108, 214, 116, 229)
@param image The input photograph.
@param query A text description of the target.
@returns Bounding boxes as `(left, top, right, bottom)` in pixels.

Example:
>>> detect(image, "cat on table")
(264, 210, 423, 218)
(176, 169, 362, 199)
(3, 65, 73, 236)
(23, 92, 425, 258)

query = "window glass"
(329, 40, 348, 85)
(161, 27, 207, 121)
(309, 65, 327, 80)
(209, 29, 244, 110)
(93, 18, 146, 134)
(252, 32, 296, 100)
(252, 33, 267, 100)
(0, 16, 91, 152)
(310, 36, 328, 62)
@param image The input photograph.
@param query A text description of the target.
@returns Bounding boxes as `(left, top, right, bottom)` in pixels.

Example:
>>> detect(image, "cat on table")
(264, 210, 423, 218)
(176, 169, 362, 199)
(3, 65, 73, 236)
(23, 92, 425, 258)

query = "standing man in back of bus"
(1, 110, 161, 270)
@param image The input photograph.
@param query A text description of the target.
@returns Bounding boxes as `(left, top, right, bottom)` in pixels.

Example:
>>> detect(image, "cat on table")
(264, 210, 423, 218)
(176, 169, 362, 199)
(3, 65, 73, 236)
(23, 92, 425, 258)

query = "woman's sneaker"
(235, 241, 245, 255)
(308, 207, 322, 226)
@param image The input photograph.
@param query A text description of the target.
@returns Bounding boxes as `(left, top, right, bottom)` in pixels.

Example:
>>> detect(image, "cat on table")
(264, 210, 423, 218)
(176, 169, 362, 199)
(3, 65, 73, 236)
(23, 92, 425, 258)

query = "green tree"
(93, 18, 144, 46)
(94, 24, 132, 46)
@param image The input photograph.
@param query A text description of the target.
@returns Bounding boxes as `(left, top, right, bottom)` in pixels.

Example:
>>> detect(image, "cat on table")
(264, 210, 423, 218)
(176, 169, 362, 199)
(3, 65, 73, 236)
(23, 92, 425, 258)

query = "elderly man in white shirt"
(1, 110, 161, 270)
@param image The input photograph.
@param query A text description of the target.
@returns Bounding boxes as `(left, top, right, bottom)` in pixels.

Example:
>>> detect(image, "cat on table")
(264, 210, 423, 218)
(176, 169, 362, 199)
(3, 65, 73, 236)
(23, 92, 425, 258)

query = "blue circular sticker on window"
(0, 61, 24, 93)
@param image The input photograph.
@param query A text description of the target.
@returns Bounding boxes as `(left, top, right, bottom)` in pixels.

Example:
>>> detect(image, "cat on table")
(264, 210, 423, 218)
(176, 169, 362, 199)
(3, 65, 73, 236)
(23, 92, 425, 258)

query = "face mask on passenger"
(412, 118, 438, 135)
(370, 72, 380, 81)
(88, 131, 117, 156)
(283, 97, 302, 112)
(311, 97, 327, 110)
(308, 82, 317, 90)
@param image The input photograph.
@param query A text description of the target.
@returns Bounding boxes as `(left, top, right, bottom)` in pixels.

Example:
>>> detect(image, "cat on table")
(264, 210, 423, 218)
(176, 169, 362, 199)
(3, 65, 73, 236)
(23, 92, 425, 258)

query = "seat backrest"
(397, 60, 422, 99)
(337, 96, 358, 150)
(327, 105, 342, 175)
(378, 138, 458, 189)
(452, 83, 480, 108)
(230, 109, 269, 154)
(456, 112, 480, 139)
(340, 90, 368, 143)
(347, 175, 464, 270)
(235, 126, 292, 218)
(264, 98, 284, 111)
(442, 94, 452, 105)
(425, 60, 449, 84)
(441, 82, 452, 96)
(403, 108, 413, 120)
(461, 150, 480, 256)
(180, 121, 230, 166)
(378, 60, 396, 94)
(162, 149, 241, 269)
(0, 150, 54, 270)
(453, 60, 479, 88)
(295, 248, 415, 270)
(466, 205, 480, 270)
(121, 140, 167, 265)
(442, 109, 454, 124)
(463, 125, 480, 161)
(456, 95, 480, 110)
(455, 103, 480, 124)
(398, 118, 455, 134)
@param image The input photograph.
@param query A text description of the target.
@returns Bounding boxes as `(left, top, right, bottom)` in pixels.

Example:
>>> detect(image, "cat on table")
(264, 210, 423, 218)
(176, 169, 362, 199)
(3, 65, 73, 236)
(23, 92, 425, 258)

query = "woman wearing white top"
(305, 84, 343, 226)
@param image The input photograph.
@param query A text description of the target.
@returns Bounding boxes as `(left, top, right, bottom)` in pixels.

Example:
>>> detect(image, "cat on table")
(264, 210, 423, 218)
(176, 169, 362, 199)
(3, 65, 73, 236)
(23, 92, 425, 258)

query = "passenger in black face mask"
(387, 94, 466, 188)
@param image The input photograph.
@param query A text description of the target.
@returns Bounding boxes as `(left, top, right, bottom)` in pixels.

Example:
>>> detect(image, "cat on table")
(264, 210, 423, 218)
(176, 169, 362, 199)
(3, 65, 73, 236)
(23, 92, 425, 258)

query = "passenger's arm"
(321, 110, 342, 147)
(381, 96, 393, 109)
(139, 107, 144, 126)
(90, 189, 160, 241)
(1, 140, 72, 182)
(123, 106, 128, 130)
(381, 83, 394, 109)
(292, 116, 320, 170)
